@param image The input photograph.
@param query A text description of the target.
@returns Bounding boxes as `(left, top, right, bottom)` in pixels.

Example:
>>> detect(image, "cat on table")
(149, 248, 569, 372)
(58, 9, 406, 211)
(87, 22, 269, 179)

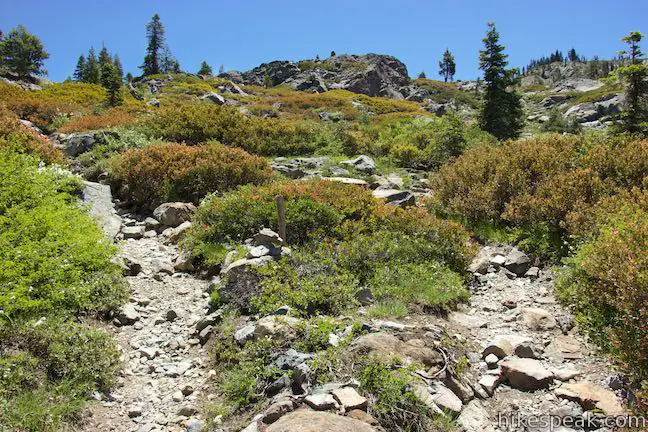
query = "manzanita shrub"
(110, 142, 273, 210)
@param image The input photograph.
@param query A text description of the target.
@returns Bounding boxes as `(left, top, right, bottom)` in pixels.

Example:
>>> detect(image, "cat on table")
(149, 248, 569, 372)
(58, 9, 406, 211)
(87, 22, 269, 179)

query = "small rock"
(483, 334, 532, 359)
(332, 387, 368, 411)
(430, 382, 463, 414)
(139, 347, 158, 360)
(479, 374, 502, 396)
(485, 354, 499, 368)
(504, 248, 531, 275)
(122, 226, 145, 239)
(553, 365, 582, 381)
(117, 304, 140, 325)
(263, 400, 295, 424)
(172, 390, 184, 402)
(513, 340, 543, 359)
(346, 409, 379, 425)
(177, 406, 197, 416)
(525, 266, 540, 279)
(522, 307, 557, 330)
(166, 309, 178, 322)
(499, 358, 554, 391)
(555, 381, 626, 415)
(305, 393, 338, 410)
(128, 406, 143, 418)
(234, 325, 256, 345)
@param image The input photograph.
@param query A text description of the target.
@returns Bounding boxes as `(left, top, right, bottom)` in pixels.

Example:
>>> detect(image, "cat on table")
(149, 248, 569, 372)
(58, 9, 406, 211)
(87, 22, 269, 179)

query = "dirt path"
(80, 212, 213, 432)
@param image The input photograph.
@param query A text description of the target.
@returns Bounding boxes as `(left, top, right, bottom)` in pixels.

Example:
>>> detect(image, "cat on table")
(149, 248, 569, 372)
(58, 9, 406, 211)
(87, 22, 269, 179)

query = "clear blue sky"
(1, 0, 645, 82)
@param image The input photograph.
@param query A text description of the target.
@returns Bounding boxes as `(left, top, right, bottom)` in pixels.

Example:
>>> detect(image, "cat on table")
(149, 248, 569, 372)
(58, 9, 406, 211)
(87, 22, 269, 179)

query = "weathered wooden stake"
(275, 195, 287, 244)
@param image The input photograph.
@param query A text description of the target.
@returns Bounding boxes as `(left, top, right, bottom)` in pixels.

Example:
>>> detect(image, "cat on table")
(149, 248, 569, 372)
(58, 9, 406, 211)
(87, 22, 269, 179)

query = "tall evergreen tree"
(113, 54, 124, 80)
(85, 47, 101, 84)
(73, 55, 87, 81)
(198, 61, 212, 75)
(615, 31, 648, 135)
(418, 70, 426, 79)
(0, 25, 49, 78)
(478, 22, 524, 140)
(98, 46, 112, 68)
(567, 48, 579, 62)
(219, 64, 225, 75)
(141, 14, 166, 76)
(438, 49, 456, 82)
(101, 63, 123, 107)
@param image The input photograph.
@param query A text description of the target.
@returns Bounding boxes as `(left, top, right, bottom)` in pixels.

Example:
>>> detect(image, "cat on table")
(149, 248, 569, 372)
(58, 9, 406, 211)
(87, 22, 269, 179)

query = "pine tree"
(615, 31, 648, 135)
(101, 63, 123, 107)
(198, 61, 212, 75)
(141, 14, 166, 76)
(113, 54, 124, 80)
(126, 72, 133, 83)
(478, 22, 524, 140)
(98, 46, 112, 68)
(85, 47, 101, 84)
(219, 64, 225, 75)
(418, 70, 426, 79)
(568, 48, 579, 62)
(0, 25, 49, 78)
(438, 49, 456, 82)
(73, 55, 87, 81)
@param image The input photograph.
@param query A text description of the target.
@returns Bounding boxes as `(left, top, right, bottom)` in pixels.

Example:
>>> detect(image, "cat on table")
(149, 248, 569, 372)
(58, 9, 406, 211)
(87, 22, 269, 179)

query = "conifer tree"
(0, 25, 49, 78)
(73, 55, 87, 81)
(141, 14, 166, 76)
(85, 47, 101, 84)
(418, 70, 426, 79)
(219, 64, 225, 75)
(101, 63, 123, 107)
(198, 61, 212, 75)
(98, 46, 112, 68)
(438, 49, 456, 82)
(615, 31, 648, 135)
(478, 22, 524, 140)
(113, 54, 124, 80)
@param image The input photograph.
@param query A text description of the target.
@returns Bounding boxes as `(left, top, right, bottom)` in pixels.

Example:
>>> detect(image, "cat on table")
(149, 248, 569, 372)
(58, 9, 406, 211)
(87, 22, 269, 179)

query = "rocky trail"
(80, 190, 214, 432)
(79, 182, 630, 432)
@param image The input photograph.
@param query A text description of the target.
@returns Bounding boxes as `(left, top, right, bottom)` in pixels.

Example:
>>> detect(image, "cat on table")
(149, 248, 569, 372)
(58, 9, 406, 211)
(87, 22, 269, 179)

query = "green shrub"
(145, 103, 316, 155)
(557, 193, 647, 412)
(252, 253, 360, 317)
(111, 142, 273, 210)
(371, 262, 469, 313)
(540, 109, 582, 134)
(359, 358, 447, 432)
(0, 148, 127, 319)
(0, 117, 66, 164)
(429, 134, 648, 258)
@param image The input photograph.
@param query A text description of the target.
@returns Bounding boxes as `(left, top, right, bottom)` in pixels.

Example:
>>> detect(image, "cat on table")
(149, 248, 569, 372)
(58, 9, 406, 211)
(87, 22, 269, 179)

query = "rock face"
(266, 410, 377, 432)
(82, 181, 121, 239)
(565, 94, 623, 123)
(499, 358, 554, 390)
(227, 54, 409, 99)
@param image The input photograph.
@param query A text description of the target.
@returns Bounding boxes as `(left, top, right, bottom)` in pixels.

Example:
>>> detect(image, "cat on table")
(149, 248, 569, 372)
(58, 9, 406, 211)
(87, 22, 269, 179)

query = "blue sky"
(1, 0, 645, 82)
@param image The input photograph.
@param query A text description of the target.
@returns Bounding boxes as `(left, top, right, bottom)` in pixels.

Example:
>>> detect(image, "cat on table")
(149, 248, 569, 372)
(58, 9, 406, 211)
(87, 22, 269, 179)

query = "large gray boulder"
(499, 358, 554, 390)
(153, 202, 196, 227)
(330, 54, 409, 98)
(60, 131, 119, 157)
(242, 61, 301, 87)
(341, 155, 376, 173)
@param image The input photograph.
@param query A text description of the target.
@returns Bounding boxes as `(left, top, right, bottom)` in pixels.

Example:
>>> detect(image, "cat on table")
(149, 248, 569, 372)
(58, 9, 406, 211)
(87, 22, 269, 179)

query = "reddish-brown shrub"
(110, 142, 273, 210)
(0, 117, 66, 164)
(58, 107, 137, 133)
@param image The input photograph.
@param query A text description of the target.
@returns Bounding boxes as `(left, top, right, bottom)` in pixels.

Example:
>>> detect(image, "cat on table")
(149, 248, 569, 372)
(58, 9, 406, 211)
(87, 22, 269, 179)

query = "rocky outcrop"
(225, 54, 410, 99)
(58, 131, 119, 157)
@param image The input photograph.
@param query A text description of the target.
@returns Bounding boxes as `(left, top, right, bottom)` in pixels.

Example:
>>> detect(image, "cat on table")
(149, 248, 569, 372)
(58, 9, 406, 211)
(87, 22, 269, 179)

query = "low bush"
(429, 134, 648, 258)
(145, 103, 316, 155)
(0, 144, 126, 430)
(190, 179, 475, 316)
(110, 142, 273, 210)
(0, 117, 66, 164)
(58, 106, 138, 133)
(557, 197, 647, 412)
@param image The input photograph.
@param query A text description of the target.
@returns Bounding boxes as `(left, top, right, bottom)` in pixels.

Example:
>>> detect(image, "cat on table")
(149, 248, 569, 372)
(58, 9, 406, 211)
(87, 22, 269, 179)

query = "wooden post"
(275, 195, 287, 244)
